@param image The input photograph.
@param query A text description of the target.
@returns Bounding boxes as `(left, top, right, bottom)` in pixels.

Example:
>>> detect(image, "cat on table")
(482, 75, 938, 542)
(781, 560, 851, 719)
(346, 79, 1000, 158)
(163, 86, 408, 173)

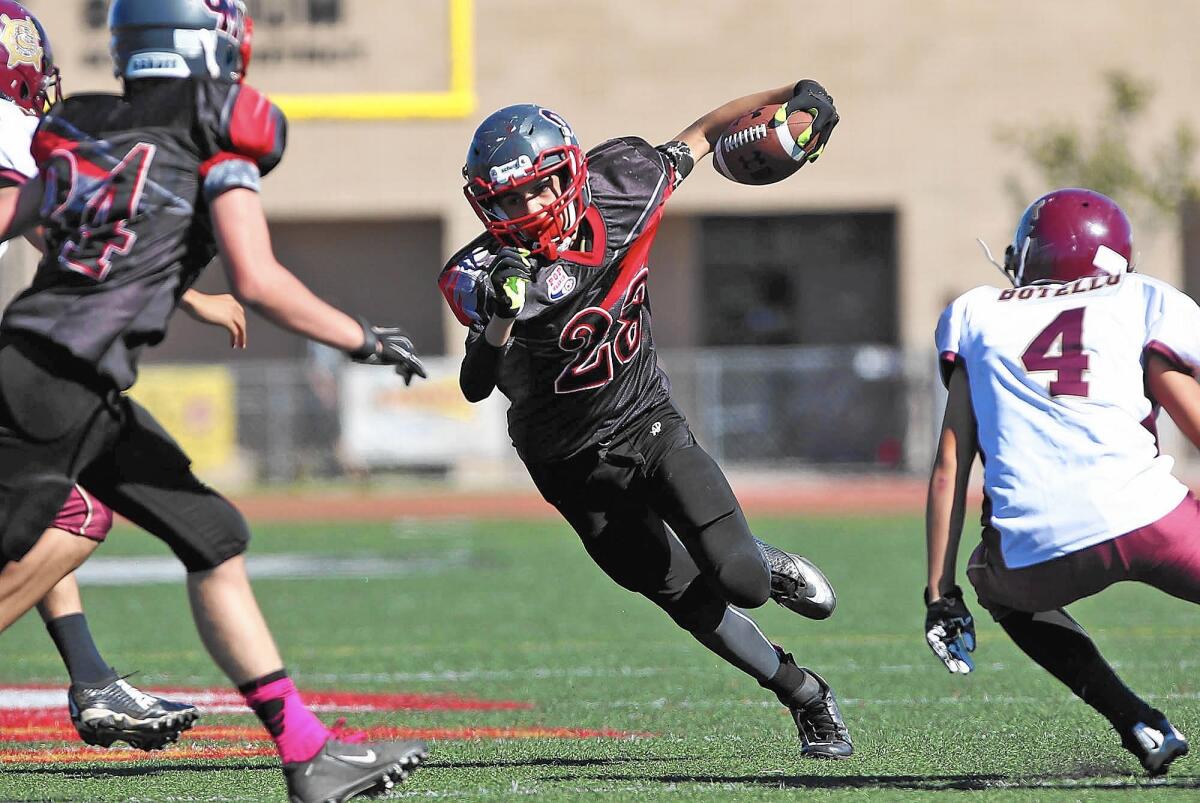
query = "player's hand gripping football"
(924, 585, 976, 674)
(352, 320, 427, 385)
(785, 79, 839, 163)
(489, 247, 533, 319)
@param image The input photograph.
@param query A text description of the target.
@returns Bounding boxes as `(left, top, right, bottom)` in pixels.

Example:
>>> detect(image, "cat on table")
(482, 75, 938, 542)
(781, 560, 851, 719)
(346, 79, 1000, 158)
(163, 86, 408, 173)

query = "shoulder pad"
(440, 236, 498, 326)
(205, 83, 288, 176)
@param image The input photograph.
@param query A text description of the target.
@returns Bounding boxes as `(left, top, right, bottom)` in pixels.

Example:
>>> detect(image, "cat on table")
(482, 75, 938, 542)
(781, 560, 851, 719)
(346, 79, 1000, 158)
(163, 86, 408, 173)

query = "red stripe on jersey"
(199, 150, 254, 179)
(1145, 340, 1195, 377)
(31, 129, 77, 167)
(0, 168, 27, 187)
(228, 85, 280, 163)
(556, 206, 607, 268)
(598, 182, 672, 309)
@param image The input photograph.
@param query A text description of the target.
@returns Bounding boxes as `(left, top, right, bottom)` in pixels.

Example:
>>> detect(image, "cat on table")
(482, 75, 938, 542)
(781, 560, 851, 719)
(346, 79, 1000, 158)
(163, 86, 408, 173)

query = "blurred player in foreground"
(925, 188, 1198, 776)
(0, 0, 255, 752)
(440, 83, 852, 759)
(0, 2, 426, 801)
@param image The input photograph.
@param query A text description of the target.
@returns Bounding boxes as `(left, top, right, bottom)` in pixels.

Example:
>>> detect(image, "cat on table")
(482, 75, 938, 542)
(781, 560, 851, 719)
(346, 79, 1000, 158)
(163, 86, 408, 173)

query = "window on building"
(699, 212, 898, 346)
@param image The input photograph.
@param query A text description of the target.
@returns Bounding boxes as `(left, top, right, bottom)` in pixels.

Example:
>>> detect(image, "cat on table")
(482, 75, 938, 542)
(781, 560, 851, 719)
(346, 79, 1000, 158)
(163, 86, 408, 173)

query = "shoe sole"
(74, 709, 200, 751)
(290, 746, 428, 803)
(801, 747, 853, 760)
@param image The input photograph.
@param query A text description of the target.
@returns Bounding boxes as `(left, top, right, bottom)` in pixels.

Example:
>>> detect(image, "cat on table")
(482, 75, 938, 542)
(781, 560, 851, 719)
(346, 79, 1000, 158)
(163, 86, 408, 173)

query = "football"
(712, 103, 816, 186)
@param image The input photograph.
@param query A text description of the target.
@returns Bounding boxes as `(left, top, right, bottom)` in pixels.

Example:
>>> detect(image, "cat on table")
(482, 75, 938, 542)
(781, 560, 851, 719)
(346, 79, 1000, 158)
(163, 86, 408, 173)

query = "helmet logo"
(0, 13, 41, 69)
(489, 154, 533, 186)
(538, 108, 576, 143)
(201, 0, 246, 41)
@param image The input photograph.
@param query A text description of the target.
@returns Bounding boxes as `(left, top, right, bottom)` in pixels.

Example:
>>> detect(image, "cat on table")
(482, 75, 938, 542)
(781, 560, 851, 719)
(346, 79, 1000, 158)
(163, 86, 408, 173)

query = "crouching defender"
(0, 2, 427, 801)
(925, 188, 1200, 776)
(440, 83, 851, 758)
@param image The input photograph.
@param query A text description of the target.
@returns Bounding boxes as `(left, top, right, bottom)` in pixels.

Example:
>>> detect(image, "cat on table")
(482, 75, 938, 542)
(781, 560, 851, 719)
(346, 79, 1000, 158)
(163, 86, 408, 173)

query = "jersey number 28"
(555, 268, 649, 394)
(1021, 307, 1089, 397)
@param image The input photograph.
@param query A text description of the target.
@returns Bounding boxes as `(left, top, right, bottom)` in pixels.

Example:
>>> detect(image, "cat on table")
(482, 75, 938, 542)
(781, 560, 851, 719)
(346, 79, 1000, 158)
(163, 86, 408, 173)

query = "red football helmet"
(1004, 188, 1134, 286)
(0, 1, 58, 115)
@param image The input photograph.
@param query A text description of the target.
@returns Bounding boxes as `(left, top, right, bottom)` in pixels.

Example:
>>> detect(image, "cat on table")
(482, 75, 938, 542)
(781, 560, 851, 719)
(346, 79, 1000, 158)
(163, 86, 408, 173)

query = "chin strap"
(976, 238, 1016, 287)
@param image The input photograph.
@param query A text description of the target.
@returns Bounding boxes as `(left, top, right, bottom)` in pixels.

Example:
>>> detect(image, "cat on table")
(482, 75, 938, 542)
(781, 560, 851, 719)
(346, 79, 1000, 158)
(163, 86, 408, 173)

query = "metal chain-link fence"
(219, 345, 941, 484)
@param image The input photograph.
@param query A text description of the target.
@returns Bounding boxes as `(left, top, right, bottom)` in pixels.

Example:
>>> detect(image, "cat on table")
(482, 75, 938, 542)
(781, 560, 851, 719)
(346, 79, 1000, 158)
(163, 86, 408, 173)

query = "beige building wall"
(28, 0, 1200, 353)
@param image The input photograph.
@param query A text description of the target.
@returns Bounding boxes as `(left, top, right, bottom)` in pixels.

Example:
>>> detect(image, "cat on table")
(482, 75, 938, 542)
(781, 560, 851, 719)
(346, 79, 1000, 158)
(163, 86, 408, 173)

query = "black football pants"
(0, 333, 249, 571)
(526, 401, 770, 633)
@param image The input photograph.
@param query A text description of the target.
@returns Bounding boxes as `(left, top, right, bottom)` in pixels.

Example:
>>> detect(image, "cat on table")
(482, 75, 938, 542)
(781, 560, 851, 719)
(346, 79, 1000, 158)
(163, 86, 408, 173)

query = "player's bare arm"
(212, 189, 362, 351)
(1147, 353, 1200, 447)
(671, 80, 839, 162)
(925, 365, 978, 600)
(922, 364, 978, 674)
(0, 176, 43, 244)
(180, 290, 248, 349)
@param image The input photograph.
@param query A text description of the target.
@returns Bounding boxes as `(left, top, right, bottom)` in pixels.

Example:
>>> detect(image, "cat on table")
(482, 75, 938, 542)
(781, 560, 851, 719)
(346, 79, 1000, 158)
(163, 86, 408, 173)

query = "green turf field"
(2, 514, 1198, 801)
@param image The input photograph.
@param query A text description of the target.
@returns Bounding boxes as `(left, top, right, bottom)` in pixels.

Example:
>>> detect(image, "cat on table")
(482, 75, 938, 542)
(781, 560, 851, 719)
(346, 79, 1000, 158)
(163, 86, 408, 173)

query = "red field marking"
(0, 724, 647, 749)
(227, 477, 954, 523)
(0, 686, 529, 716)
(0, 685, 648, 761)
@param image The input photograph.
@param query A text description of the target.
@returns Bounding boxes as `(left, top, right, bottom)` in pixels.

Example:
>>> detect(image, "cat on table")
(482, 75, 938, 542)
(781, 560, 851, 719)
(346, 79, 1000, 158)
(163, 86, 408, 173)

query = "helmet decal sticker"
(489, 154, 533, 186)
(1092, 244, 1128, 275)
(0, 12, 41, 69)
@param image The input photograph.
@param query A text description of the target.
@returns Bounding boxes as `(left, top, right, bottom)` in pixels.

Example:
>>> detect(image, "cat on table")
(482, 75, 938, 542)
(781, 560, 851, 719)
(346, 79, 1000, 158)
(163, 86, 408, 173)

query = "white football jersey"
(0, 98, 37, 181)
(936, 272, 1200, 568)
(0, 99, 38, 262)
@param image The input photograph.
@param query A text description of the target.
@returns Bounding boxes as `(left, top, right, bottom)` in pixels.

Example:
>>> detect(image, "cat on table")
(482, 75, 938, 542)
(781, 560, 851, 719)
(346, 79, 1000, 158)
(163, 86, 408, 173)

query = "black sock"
(999, 609, 1152, 732)
(45, 613, 118, 686)
(759, 647, 821, 706)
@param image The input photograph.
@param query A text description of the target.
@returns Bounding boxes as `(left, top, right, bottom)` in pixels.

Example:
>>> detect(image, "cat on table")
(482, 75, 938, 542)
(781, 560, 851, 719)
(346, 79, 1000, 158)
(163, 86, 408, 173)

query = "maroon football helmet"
(1004, 188, 1134, 286)
(0, 1, 58, 115)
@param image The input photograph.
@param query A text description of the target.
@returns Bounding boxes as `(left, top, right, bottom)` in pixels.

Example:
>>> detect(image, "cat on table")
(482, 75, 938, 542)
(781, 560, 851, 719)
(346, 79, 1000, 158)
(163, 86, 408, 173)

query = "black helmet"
(109, 0, 250, 82)
(463, 104, 590, 259)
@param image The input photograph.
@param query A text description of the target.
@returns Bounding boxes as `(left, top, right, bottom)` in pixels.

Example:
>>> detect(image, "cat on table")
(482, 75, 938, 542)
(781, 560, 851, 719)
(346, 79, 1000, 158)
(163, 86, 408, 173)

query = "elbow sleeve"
(461, 339, 502, 401)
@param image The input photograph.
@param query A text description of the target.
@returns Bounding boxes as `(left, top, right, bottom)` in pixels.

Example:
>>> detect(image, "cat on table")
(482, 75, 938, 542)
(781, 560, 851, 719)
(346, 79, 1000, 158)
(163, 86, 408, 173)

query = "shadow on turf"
(584, 773, 1200, 791)
(2, 762, 269, 778)
(441, 756, 667, 770)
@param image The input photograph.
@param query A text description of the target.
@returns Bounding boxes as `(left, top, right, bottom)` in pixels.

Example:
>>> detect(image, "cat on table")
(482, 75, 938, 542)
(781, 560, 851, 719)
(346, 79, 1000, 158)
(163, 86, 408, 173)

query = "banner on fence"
(339, 357, 508, 467)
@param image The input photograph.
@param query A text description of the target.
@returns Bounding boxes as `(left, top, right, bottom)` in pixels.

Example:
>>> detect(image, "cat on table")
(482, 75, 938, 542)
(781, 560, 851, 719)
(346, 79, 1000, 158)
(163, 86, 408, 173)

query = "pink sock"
(240, 672, 330, 764)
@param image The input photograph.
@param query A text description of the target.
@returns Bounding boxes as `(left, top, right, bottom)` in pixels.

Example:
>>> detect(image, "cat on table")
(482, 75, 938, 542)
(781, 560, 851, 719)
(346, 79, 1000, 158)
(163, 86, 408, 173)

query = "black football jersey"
(440, 136, 691, 463)
(2, 78, 286, 390)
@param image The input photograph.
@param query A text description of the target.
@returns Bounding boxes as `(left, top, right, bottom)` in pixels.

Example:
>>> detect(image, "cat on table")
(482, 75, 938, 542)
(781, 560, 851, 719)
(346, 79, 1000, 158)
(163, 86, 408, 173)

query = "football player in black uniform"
(439, 85, 852, 759)
(0, 0, 254, 752)
(0, 2, 425, 801)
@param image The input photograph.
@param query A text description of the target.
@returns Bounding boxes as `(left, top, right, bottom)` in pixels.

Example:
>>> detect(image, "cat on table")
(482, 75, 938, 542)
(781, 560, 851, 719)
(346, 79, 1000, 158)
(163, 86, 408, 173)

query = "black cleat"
(284, 736, 427, 803)
(755, 537, 837, 620)
(69, 676, 199, 751)
(778, 653, 852, 759)
(1121, 711, 1189, 776)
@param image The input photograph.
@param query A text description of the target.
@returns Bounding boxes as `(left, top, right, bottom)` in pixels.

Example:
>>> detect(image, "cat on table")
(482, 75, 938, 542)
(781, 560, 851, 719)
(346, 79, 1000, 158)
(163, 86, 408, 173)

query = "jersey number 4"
(44, 142, 157, 282)
(555, 267, 649, 394)
(1021, 307, 1089, 397)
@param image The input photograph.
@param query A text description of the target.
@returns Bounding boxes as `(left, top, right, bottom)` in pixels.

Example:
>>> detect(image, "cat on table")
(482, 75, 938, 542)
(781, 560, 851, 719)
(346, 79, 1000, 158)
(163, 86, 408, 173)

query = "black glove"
(350, 319, 427, 386)
(924, 585, 976, 674)
(786, 79, 839, 163)
(489, 247, 533, 319)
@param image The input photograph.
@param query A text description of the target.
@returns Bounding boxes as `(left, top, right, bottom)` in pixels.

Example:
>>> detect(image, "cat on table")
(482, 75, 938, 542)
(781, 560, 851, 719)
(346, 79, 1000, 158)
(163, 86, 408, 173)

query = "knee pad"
(174, 496, 251, 573)
(658, 577, 728, 633)
(702, 511, 771, 608)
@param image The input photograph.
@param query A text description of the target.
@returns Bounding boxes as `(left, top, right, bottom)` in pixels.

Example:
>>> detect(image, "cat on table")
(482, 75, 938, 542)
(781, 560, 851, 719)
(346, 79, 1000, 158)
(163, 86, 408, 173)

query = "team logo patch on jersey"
(0, 14, 41, 69)
(545, 264, 577, 301)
